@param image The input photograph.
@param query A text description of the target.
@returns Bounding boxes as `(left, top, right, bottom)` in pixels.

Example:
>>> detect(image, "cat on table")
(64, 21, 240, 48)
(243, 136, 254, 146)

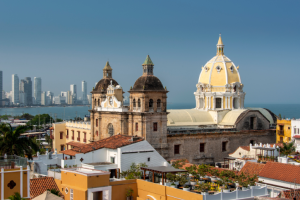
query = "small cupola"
(142, 55, 154, 76)
(216, 34, 224, 56)
(103, 61, 112, 78)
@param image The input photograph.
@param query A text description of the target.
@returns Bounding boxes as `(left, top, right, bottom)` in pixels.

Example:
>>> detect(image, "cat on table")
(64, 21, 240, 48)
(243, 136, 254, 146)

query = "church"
(52, 35, 276, 164)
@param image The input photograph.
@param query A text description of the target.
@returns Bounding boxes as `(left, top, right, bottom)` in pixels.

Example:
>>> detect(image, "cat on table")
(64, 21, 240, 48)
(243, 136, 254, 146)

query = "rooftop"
(239, 162, 265, 175)
(61, 167, 110, 176)
(30, 177, 61, 199)
(62, 134, 143, 156)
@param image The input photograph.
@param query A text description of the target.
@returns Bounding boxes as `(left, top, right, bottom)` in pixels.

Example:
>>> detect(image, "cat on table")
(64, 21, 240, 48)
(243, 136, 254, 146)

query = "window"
(200, 143, 205, 152)
(96, 119, 98, 127)
(298, 128, 300, 134)
(148, 157, 150, 162)
(280, 137, 283, 143)
(138, 99, 141, 107)
(96, 131, 98, 136)
(66, 130, 69, 138)
(110, 157, 115, 163)
(216, 98, 222, 108)
(84, 133, 86, 142)
(133, 99, 136, 108)
(250, 140, 255, 145)
(222, 141, 228, 152)
(174, 145, 180, 154)
(157, 99, 161, 108)
(77, 131, 80, 141)
(94, 99, 96, 107)
(60, 132, 63, 139)
(288, 137, 291, 141)
(60, 145, 64, 152)
(108, 123, 114, 136)
(149, 99, 153, 108)
(72, 131, 74, 140)
(288, 127, 290, 130)
(135, 123, 138, 131)
(250, 117, 256, 129)
(153, 122, 157, 131)
(98, 99, 100, 106)
(70, 189, 73, 200)
(294, 128, 296, 134)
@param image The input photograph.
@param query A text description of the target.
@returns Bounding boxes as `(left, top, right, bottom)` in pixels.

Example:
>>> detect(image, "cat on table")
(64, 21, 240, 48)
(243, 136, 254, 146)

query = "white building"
(12, 74, 19, 105)
(46, 91, 53, 105)
(291, 119, 300, 151)
(34, 77, 42, 105)
(70, 84, 77, 103)
(82, 81, 87, 104)
(87, 94, 92, 105)
(41, 92, 46, 105)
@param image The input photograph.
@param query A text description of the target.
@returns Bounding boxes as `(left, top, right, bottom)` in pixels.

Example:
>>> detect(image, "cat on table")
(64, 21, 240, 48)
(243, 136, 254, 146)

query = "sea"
(0, 103, 299, 120)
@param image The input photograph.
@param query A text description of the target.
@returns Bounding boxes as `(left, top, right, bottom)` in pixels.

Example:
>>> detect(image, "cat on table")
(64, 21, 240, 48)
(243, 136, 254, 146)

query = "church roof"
(92, 78, 119, 93)
(167, 109, 215, 126)
(103, 61, 112, 70)
(143, 55, 154, 65)
(131, 75, 165, 91)
(218, 109, 247, 126)
(217, 34, 224, 45)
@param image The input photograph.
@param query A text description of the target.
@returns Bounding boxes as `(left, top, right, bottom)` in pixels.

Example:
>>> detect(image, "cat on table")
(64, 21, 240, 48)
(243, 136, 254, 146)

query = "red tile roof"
(66, 141, 86, 147)
(62, 134, 143, 155)
(240, 146, 250, 151)
(294, 135, 300, 139)
(259, 162, 300, 184)
(30, 177, 62, 199)
(239, 162, 265, 175)
(280, 188, 300, 200)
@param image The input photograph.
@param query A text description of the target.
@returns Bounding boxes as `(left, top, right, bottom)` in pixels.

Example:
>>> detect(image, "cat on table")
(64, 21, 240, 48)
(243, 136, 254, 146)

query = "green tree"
(0, 124, 39, 159)
(0, 115, 12, 120)
(120, 163, 148, 179)
(278, 113, 282, 120)
(27, 114, 54, 126)
(48, 189, 60, 196)
(8, 192, 26, 200)
(280, 141, 296, 157)
(45, 134, 53, 150)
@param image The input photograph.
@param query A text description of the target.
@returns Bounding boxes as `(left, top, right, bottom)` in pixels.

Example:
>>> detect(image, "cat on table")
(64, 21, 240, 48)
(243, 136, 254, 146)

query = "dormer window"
(216, 65, 221, 72)
(204, 66, 209, 72)
(230, 65, 234, 72)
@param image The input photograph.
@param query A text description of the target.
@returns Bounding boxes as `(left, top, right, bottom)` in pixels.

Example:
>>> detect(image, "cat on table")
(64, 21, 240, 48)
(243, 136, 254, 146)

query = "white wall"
(119, 140, 169, 172)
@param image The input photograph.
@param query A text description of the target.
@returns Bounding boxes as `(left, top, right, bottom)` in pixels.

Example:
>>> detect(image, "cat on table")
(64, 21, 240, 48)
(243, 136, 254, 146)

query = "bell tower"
(103, 61, 112, 78)
(142, 55, 154, 76)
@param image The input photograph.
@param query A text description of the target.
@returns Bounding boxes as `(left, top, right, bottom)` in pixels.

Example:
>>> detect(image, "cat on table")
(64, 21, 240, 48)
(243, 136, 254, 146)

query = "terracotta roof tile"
(239, 162, 265, 175)
(280, 188, 300, 200)
(259, 162, 300, 184)
(62, 134, 143, 155)
(66, 141, 86, 147)
(294, 135, 300, 139)
(30, 177, 61, 199)
(240, 146, 250, 151)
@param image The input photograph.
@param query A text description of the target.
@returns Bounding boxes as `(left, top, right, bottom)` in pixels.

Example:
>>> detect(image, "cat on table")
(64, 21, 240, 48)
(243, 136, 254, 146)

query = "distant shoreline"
(1, 105, 91, 109)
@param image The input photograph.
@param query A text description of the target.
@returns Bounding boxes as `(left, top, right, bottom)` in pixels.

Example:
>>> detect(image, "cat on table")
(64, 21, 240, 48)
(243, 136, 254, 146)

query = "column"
(98, 116, 101, 140)
(90, 112, 94, 140)
(212, 96, 215, 110)
(20, 166, 23, 197)
(225, 97, 227, 109)
(1, 168, 4, 200)
(27, 166, 30, 198)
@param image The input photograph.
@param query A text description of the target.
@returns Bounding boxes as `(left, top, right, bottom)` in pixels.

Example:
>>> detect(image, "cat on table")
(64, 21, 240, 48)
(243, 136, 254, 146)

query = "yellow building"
(0, 157, 30, 199)
(276, 119, 291, 143)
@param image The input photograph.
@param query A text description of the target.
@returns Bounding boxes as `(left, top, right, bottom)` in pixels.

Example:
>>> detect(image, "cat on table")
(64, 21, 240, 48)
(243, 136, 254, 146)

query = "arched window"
(216, 98, 222, 109)
(138, 99, 141, 107)
(149, 99, 153, 108)
(96, 131, 98, 136)
(98, 99, 100, 106)
(94, 99, 96, 107)
(233, 86, 236, 92)
(108, 124, 114, 136)
(157, 99, 161, 108)
(133, 99, 136, 108)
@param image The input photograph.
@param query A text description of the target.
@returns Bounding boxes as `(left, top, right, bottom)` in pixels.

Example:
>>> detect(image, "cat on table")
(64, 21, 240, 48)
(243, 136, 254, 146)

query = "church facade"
(52, 35, 276, 164)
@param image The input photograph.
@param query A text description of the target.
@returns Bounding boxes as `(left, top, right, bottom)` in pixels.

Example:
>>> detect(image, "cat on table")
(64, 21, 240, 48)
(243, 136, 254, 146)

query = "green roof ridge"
(143, 55, 154, 65)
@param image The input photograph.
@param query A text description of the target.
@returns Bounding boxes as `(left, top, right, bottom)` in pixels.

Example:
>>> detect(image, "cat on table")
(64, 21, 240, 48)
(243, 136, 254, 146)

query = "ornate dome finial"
(217, 34, 224, 55)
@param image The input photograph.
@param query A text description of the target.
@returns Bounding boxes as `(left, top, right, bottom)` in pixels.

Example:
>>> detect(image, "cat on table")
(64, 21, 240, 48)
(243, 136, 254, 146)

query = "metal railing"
(277, 130, 284, 135)
(0, 155, 27, 168)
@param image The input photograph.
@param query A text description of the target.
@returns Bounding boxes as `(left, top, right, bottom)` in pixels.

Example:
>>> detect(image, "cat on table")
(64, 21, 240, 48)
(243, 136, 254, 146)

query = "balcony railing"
(77, 138, 80, 142)
(277, 130, 284, 135)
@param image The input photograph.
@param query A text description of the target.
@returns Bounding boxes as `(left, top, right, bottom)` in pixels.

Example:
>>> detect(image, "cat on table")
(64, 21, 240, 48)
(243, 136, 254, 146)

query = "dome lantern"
(216, 34, 224, 56)
(103, 61, 112, 79)
(142, 55, 154, 76)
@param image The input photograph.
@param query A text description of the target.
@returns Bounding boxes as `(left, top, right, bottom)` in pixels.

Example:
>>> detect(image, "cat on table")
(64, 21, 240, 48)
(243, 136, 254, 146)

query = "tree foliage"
(48, 189, 60, 196)
(27, 114, 54, 125)
(0, 123, 39, 159)
(120, 163, 148, 179)
(280, 141, 296, 157)
(8, 192, 26, 200)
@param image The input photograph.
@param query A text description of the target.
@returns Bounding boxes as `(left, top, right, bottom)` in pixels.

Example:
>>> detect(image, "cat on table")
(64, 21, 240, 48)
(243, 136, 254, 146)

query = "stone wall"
(166, 130, 276, 164)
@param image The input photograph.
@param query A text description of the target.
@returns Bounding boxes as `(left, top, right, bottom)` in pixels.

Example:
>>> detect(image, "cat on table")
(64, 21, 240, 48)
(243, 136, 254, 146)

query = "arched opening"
(132, 99, 136, 108)
(233, 98, 239, 109)
(157, 99, 161, 108)
(138, 99, 141, 107)
(108, 124, 114, 136)
(149, 99, 153, 108)
(215, 98, 222, 109)
(234, 86, 236, 92)
(98, 99, 100, 106)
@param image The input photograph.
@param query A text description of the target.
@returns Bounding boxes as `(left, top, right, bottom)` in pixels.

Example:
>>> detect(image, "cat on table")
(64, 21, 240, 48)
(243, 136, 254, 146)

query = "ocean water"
(0, 103, 299, 120)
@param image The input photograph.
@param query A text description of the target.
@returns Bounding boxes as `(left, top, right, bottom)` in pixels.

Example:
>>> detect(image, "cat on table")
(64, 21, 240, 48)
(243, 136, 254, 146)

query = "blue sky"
(0, 0, 299, 104)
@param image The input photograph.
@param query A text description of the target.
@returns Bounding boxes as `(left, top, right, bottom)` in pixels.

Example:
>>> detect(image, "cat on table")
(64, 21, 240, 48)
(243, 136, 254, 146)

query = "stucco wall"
(167, 130, 276, 164)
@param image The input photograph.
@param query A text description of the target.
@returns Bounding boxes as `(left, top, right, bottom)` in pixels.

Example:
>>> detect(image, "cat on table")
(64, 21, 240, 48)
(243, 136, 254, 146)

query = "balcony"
(277, 130, 284, 135)
(77, 138, 80, 142)
(0, 155, 27, 169)
(72, 136, 74, 140)
(83, 139, 86, 143)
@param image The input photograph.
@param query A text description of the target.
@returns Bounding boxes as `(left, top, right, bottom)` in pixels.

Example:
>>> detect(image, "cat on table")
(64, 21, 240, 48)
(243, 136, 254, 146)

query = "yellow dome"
(198, 36, 241, 86)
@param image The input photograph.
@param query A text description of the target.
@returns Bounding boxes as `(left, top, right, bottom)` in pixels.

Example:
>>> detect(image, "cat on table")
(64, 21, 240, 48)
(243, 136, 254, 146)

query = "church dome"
(93, 78, 119, 93)
(132, 75, 164, 91)
(198, 35, 241, 86)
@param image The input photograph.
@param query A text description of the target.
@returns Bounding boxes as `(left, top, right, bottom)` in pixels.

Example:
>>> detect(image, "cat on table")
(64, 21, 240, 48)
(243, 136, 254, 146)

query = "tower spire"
(103, 61, 112, 78)
(142, 55, 154, 76)
(216, 34, 224, 55)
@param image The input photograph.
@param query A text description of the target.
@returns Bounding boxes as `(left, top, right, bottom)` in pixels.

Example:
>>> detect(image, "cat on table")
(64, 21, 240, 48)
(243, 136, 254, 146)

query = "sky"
(0, 0, 299, 104)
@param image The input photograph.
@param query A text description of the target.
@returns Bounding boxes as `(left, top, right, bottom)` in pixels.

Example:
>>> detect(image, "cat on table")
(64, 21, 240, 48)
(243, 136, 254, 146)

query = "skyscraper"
(19, 79, 27, 106)
(82, 81, 87, 104)
(25, 77, 32, 105)
(12, 74, 19, 104)
(0, 71, 2, 101)
(34, 77, 42, 105)
(70, 84, 77, 104)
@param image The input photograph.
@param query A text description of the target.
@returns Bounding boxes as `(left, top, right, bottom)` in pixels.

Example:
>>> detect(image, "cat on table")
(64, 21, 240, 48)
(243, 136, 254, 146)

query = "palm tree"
(279, 141, 296, 157)
(8, 192, 26, 200)
(0, 123, 39, 159)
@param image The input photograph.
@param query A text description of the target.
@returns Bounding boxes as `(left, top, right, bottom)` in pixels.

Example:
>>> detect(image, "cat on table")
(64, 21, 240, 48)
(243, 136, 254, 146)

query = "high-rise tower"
(12, 74, 19, 105)
(70, 84, 77, 104)
(0, 71, 2, 101)
(82, 81, 87, 104)
(34, 77, 42, 105)
(25, 77, 32, 105)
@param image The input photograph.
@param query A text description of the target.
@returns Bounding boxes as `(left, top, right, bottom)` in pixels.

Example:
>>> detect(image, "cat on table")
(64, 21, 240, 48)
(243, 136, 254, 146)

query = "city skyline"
(0, 1, 299, 104)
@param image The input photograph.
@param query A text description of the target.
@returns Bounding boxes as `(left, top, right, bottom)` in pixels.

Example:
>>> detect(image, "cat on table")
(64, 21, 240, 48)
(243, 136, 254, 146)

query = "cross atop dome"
(216, 34, 224, 56)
